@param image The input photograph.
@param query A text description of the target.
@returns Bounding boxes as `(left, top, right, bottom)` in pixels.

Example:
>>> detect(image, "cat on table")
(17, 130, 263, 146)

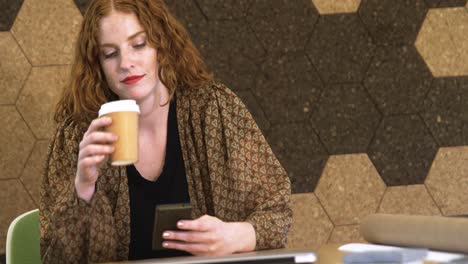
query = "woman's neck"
(136, 84, 170, 133)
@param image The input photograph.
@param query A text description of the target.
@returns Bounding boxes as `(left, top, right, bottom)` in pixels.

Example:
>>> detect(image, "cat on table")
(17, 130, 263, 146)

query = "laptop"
(106, 249, 316, 264)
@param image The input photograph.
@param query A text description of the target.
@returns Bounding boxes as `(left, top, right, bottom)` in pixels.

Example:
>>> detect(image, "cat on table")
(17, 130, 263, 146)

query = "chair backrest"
(6, 209, 41, 264)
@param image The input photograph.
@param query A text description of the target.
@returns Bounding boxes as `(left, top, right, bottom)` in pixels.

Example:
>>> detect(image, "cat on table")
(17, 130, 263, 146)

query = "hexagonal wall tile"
(425, 0, 467, 8)
(378, 185, 441, 215)
(312, 0, 362, 14)
(415, 7, 468, 77)
(246, 0, 319, 54)
(16, 66, 70, 139)
(0, 32, 31, 105)
(253, 52, 323, 124)
(368, 115, 439, 186)
(235, 90, 270, 133)
(166, 0, 210, 53)
(310, 84, 381, 154)
(0, 106, 35, 179)
(11, 0, 82, 66)
(315, 154, 386, 225)
(364, 45, 433, 115)
(328, 225, 365, 244)
(425, 146, 468, 216)
(359, 0, 428, 46)
(267, 123, 328, 193)
(0, 0, 24, 31)
(202, 20, 265, 93)
(74, 0, 90, 15)
(20, 140, 50, 205)
(287, 193, 333, 250)
(306, 14, 375, 84)
(422, 77, 468, 147)
(0, 179, 37, 252)
(195, 0, 252, 20)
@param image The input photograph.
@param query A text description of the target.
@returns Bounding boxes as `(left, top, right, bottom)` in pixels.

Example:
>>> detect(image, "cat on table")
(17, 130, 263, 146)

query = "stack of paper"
(340, 243, 427, 263)
(339, 243, 466, 264)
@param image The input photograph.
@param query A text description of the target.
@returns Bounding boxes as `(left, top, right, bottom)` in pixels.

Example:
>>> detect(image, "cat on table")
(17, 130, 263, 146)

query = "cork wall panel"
(267, 123, 328, 193)
(368, 115, 439, 185)
(0, 32, 31, 105)
(425, 146, 468, 216)
(16, 66, 70, 139)
(364, 45, 433, 115)
(422, 77, 468, 147)
(20, 140, 50, 205)
(11, 0, 82, 66)
(0, 180, 36, 253)
(246, 0, 319, 54)
(424, 0, 467, 8)
(253, 52, 322, 124)
(328, 225, 365, 244)
(359, 0, 428, 46)
(287, 193, 333, 250)
(0, 0, 24, 31)
(378, 185, 441, 215)
(315, 154, 386, 225)
(311, 84, 381, 154)
(416, 7, 468, 77)
(1, 0, 468, 255)
(306, 14, 375, 84)
(0, 106, 35, 180)
(312, 0, 362, 14)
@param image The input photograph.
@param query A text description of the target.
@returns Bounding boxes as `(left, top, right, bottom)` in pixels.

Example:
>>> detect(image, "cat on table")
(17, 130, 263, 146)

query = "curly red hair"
(55, 0, 213, 123)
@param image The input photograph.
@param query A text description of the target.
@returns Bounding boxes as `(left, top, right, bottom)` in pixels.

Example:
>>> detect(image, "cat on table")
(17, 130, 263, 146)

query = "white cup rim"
(98, 100, 140, 117)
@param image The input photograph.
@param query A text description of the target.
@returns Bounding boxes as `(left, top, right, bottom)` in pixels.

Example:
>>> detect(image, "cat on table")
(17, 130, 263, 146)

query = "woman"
(39, 0, 292, 263)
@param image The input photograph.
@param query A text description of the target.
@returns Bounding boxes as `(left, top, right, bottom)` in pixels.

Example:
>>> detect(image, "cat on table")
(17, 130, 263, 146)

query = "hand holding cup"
(75, 116, 117, 202)
(75, 100, 140, 202)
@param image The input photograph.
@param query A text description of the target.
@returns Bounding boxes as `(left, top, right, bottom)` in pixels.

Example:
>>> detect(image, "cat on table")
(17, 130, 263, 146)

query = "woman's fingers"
(176, 215, 215, 232)
(162, 216, 256, 256)
(162, 215, 225, 255)
(86, 116, 112, 134)
(80, 155, 107, 168)
(80, 131, 117, 149)
(163, 230, 215, 244)
(162, 241, 215, 256)
(78, 144, 114, 160)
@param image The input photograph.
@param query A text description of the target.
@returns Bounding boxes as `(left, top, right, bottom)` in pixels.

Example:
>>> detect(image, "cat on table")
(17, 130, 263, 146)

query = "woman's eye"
(134, 42, 146, 49)
(104, 51, 117, 59)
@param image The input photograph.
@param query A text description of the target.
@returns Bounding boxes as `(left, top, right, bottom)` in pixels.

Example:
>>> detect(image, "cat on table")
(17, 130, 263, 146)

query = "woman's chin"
(118, 92, 146, 102)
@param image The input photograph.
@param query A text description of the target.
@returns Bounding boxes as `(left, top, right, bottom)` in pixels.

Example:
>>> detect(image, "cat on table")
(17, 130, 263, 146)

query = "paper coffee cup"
(99, 100, 140, 166)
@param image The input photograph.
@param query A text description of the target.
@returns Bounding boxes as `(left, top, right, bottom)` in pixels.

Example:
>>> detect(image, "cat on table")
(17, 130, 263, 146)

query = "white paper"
(339, 243, 415, 252)
(339, 243, 466, 262)
(294, 253, 317, 263)
(425, 250, 466, 262)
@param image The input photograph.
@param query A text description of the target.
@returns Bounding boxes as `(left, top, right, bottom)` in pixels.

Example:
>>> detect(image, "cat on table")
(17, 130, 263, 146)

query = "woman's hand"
(75, 116, 117, 203)
(161, 215, 256, 256)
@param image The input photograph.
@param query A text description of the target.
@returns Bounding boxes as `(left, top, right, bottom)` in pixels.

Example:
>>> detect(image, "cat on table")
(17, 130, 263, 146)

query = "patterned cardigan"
(39, 83, 292, 263)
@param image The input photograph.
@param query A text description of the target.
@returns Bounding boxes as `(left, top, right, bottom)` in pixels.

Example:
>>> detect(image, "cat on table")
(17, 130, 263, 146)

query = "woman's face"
(98, 11, 159, 101)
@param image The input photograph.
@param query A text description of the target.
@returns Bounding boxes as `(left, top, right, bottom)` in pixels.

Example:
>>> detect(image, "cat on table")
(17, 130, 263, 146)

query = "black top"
(126, 99, 191, 260)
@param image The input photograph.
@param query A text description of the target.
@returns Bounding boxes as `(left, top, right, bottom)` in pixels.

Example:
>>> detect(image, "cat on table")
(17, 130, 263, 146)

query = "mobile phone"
(152, 203, 192, 250)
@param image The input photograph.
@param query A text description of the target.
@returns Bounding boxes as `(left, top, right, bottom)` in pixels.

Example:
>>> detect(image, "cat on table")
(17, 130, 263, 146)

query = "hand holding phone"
(152, 203, 192, 250)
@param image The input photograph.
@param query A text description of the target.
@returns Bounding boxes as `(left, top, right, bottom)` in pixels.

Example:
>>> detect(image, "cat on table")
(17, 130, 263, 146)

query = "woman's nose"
(119, 51, 135, 70)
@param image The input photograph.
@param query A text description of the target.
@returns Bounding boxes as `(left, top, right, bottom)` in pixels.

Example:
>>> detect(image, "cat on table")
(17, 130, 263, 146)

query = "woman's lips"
(121, 74, 145, 85)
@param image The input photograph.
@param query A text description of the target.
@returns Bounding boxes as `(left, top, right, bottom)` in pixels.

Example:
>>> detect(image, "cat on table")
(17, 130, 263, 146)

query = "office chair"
(6, 209, 41, 264)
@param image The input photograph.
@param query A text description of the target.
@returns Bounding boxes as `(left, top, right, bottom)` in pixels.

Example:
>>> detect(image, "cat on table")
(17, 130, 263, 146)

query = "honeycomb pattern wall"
(1, 0, 468, 254)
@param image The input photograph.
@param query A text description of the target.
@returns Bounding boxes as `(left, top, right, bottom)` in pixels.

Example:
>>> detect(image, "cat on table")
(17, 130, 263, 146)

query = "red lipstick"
(121, 75, 145, 85)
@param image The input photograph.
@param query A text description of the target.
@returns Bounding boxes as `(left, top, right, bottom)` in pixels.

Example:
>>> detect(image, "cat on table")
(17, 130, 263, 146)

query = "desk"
(103, 244, 466, 263)
(102, 248, 316, 263)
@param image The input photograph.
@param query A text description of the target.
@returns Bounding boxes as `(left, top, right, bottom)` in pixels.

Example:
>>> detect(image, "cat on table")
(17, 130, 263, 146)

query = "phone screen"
(152, 203, 192, 250)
